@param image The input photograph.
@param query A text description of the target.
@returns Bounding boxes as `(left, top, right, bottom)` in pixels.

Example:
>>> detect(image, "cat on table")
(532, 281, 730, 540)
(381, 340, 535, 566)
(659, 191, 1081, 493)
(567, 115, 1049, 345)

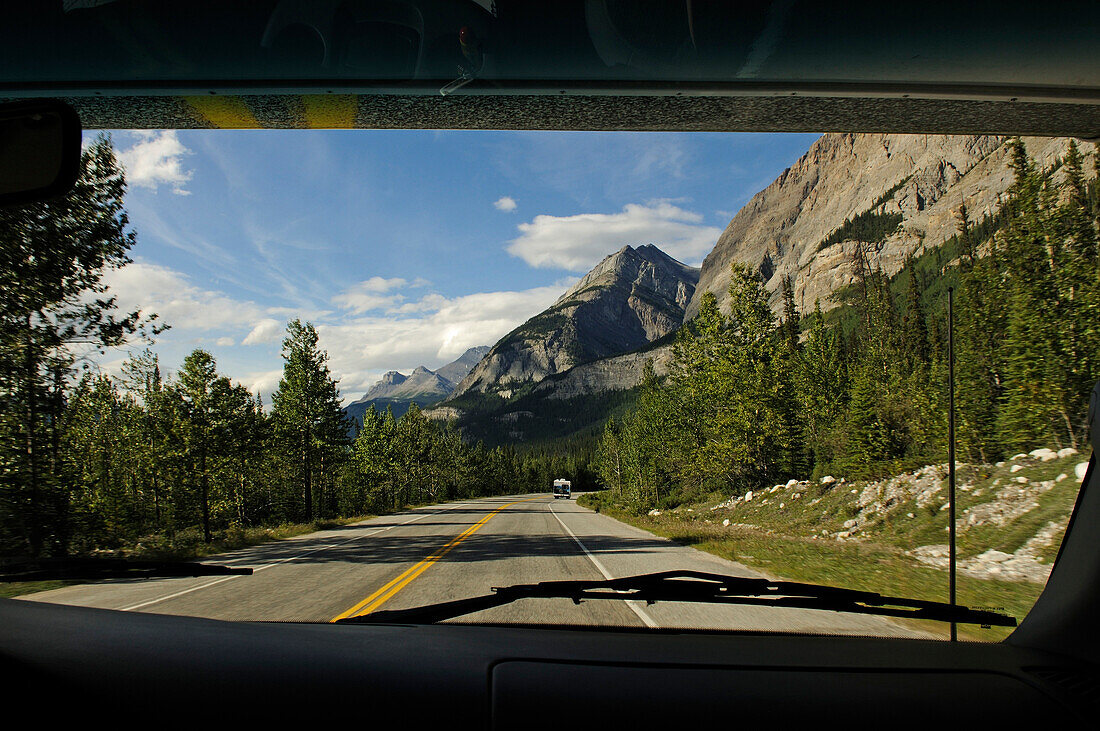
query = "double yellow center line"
(330, 497, 540, 622)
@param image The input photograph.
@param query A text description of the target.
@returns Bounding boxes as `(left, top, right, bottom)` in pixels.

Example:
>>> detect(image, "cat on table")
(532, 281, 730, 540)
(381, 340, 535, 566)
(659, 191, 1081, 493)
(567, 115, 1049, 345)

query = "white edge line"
(547, 501, 659, 629)
(120, 501, 481, 612)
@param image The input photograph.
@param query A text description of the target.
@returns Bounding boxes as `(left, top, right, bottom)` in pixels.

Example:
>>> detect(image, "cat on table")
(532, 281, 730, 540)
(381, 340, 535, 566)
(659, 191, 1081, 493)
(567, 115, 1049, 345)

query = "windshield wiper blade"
(0, 558, 253, 583)
(337, 570, 1015, 628)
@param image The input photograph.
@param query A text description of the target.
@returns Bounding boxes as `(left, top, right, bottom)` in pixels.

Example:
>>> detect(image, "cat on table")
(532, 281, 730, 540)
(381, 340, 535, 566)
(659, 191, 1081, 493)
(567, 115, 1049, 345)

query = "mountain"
(434, 345, 489, 384)
(359, 370, 406, 399)
(358, 365, 454, 403)
(433, 134, 1097, 445)
(449, 244, 698, 400)
(687, 133, 1096, 318)
(343, 346, 488, 428)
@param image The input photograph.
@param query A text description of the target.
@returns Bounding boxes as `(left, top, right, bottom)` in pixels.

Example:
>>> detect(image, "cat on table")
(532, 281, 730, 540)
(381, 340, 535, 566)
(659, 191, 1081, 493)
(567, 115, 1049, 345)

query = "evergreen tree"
(901, 256, 930, 371)
(174, 350, 222, 543)
(346, 405, 388, 514)
(271, 320, 350, 522)
(120, 350, 172, 532)
(781, 274, 799, 352)
(997, 139, 1073, 448)
(1054, 140, 1100, 439)
(595, 417, 625, 499)
(795, 301, 847, 470)
(217, 382, 266, 527)
(0, 134, 160, 556)
(955, 206, 1008, 462)
(63, 373, 135, 549)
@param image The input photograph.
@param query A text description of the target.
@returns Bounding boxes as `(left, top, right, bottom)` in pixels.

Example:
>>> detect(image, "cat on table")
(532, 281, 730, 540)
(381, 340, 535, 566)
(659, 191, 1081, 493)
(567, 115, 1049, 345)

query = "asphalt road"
(22, 493, 930, 637)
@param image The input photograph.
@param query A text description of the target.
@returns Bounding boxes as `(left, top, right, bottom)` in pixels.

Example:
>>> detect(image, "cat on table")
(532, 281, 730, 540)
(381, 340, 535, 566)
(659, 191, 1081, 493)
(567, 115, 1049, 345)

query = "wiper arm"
(337, 570, 1015, 628)
(0, 558, 253, 582)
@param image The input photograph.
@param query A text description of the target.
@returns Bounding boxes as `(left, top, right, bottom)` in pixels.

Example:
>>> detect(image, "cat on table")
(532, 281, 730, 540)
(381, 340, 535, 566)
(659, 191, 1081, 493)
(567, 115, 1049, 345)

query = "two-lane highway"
(22, 494, 930, 637)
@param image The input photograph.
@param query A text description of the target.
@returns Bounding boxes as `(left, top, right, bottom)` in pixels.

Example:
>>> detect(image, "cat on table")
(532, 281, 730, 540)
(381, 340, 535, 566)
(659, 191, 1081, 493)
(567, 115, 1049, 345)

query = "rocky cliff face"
(434, 345, 490, 385)
(687, 133, 1096, 318)
(450, 244, 698, 399)
(530, 342, 676, 400)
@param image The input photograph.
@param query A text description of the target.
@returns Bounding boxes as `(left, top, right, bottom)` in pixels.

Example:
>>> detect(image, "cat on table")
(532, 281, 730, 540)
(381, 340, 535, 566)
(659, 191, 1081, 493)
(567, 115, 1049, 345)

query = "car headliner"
(7, 92, 1099, 138)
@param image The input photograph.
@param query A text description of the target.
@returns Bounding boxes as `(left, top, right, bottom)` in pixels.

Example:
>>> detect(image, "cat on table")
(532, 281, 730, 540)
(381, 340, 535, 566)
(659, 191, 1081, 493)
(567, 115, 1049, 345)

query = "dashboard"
(2, 597, 1094, 726)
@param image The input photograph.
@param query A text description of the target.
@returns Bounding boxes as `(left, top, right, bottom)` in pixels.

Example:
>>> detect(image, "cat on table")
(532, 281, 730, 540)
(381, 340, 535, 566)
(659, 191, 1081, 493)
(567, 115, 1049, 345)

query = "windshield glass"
(2, 128, 1095, 642)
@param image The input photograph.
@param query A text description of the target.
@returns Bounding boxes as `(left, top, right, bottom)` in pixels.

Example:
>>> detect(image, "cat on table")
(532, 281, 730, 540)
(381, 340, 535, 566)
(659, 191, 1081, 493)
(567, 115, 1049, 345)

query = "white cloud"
(506, 201, 722, 271)
(102, 260, 268, 330)
(241, 319, 284, 346)
(331, 276, 435, 314)
(99, 261, 572, 407)
(117, 131, 193, 195)
(494, 196, 517, 212)
(389, 293, 448, 314)
(215, 336, 236, 347)
(241, 369, 285, 401)
(358, 276, 409, 293)
(332, 289, 403, 315)
(318, 283, 569, 399)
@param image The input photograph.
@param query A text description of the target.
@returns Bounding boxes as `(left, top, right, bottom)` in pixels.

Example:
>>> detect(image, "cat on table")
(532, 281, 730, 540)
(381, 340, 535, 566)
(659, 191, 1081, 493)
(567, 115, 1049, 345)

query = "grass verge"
(1, 580, 79, 599)
(579, 493, 1043, 641)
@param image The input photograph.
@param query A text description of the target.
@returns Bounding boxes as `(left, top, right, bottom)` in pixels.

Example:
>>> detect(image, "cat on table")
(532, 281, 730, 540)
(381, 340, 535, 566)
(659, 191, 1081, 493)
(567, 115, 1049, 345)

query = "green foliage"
(0, 135, 162, 556)
(271, 320, 350, 522)
(598, 138, 1099, 511)
(454, 387, 640, 447)
(494, 313, 570, 350)
(818, 212, 904, 252)
(596, 265, 805, 511)
(870, 175, 912, 209)
(983, 139, 1099, 453)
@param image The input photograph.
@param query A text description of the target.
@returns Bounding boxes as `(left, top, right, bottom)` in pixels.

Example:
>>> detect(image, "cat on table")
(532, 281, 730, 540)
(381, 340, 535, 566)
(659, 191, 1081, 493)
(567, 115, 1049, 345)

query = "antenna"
(948, 286, 957, 642)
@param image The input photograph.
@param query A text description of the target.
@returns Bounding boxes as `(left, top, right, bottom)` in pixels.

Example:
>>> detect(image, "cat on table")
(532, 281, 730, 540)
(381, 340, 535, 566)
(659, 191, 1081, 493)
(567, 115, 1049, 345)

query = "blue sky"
(94, 129, 820, 403)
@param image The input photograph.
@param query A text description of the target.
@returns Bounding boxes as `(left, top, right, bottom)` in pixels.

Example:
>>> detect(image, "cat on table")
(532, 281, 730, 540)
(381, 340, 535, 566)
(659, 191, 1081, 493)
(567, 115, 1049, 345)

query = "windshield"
(2, 128, 1095, 642)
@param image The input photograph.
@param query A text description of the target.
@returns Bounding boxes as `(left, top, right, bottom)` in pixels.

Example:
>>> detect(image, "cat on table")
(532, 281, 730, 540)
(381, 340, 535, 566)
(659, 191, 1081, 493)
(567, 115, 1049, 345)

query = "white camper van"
(552, 479, 572, 499)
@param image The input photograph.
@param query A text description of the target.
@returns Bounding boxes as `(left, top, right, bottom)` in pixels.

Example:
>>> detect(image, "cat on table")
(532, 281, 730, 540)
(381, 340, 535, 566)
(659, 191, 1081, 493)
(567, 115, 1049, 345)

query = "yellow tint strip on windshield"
(184, 95, 263, 128)
(301, 94, 357, 129)
(330, 497, 541, 622)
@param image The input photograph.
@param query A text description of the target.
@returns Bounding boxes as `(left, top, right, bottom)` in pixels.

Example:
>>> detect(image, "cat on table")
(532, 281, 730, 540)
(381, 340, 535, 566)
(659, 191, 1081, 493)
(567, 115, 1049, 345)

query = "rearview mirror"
(0, 100, 81, 206)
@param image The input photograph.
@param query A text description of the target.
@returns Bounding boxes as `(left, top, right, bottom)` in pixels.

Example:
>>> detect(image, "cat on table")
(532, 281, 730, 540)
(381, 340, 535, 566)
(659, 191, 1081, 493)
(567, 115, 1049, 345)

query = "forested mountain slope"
(688, 134, 1096, 319)
(598, 139, 1099, 512)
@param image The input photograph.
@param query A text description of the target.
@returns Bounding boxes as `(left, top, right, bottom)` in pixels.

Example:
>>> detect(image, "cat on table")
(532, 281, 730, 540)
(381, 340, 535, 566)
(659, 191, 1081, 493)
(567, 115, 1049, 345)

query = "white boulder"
(1029, 448, 1058, 462)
